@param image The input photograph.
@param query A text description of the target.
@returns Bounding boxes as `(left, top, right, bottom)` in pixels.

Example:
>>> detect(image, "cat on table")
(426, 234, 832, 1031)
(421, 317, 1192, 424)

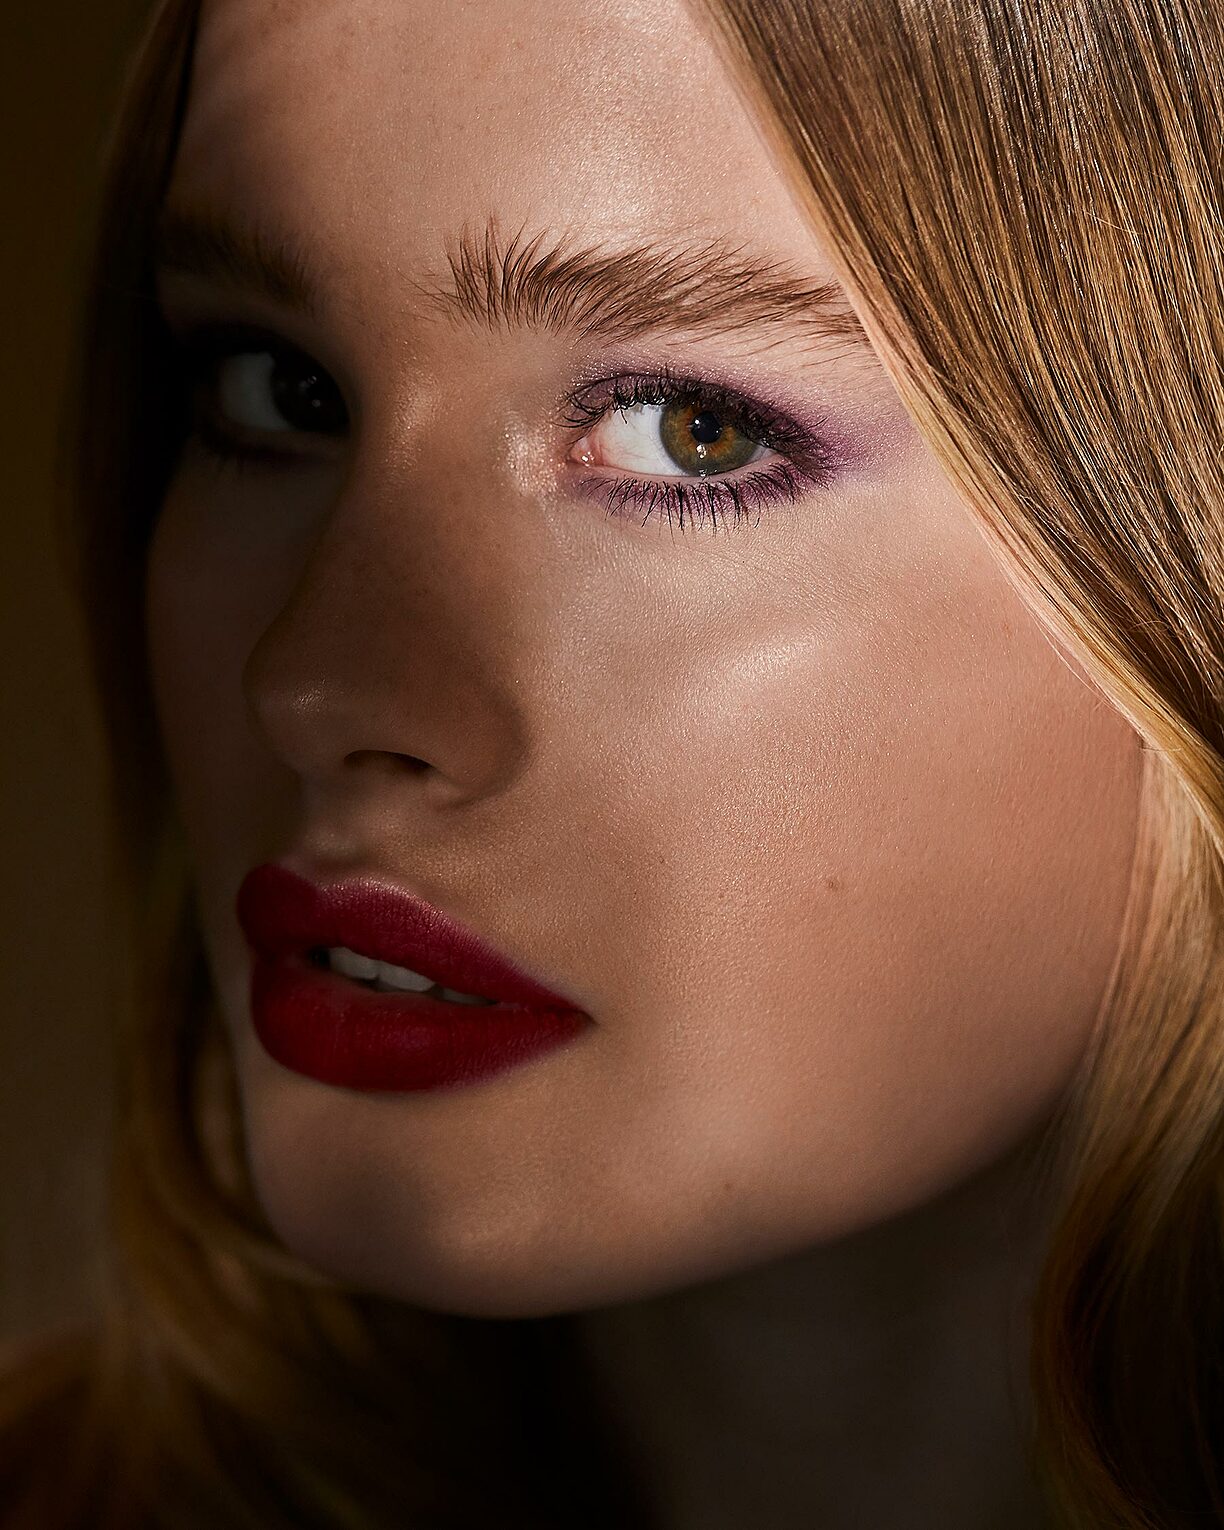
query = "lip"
(235, 862, 590, 1092)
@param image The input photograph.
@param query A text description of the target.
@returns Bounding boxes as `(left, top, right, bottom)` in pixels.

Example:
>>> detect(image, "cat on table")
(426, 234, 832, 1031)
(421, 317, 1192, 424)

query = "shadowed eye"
(575, 398, 771, 477)
(208, 346, 348, 435)
(171, 322, 351, 454)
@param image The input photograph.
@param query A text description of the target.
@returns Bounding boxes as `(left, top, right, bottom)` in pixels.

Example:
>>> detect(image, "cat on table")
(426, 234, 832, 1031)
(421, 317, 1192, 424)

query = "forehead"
(171, 0, 836, 284)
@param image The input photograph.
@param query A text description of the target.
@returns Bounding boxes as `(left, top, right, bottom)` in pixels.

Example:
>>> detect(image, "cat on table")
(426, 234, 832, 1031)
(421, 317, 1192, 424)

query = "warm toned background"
(1, 1, 154, 1345)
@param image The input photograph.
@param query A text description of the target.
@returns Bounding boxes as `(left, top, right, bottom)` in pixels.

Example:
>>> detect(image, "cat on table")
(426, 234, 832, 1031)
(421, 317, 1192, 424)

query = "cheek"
(145, 464, 319, 722)
(147, 540, 237, 795)
(143, 476, 307, 990)
(562, 503, 1142, 1235)
(146, 488, 252, 834)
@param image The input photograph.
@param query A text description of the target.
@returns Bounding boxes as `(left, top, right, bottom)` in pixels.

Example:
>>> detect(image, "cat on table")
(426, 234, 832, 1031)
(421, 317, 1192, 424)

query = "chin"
(252, 1188, 665, 1320)
(233, 1023, 1060, 1322)
(244, 1134, 797, 1321)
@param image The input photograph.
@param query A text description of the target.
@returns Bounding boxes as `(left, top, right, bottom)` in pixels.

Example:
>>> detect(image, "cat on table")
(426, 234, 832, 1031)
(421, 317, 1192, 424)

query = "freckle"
(825, 876, 844, 893)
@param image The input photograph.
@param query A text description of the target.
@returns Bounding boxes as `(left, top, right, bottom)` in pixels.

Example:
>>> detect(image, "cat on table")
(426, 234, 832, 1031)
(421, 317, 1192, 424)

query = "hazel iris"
(658, 401, 761, 475)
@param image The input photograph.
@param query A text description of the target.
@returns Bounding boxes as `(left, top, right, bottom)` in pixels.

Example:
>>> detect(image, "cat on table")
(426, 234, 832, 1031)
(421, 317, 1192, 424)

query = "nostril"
(343, 749, 433, 774)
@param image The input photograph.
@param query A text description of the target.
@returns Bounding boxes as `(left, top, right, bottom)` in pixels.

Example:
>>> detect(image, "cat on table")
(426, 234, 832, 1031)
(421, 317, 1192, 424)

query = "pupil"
(272, 360, 345, 432)
(688, 410, 724, 445)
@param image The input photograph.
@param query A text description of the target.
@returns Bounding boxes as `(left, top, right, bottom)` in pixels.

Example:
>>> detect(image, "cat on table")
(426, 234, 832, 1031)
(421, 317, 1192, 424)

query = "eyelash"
(167, 323, 839, 532)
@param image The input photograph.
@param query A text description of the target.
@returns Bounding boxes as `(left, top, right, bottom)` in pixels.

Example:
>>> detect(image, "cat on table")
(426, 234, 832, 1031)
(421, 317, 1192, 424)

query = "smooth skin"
(146, 1, 1142, 1524)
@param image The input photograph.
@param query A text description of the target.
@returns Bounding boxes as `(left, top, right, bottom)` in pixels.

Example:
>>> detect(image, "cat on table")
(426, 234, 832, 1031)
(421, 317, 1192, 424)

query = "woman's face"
(148, 0, 1142, 1316)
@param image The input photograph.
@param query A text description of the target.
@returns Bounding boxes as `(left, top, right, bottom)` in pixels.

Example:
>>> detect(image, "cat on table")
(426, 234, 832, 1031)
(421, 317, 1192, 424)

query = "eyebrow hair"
(152, 206, 872, 353)
(154, 206, 324, 318)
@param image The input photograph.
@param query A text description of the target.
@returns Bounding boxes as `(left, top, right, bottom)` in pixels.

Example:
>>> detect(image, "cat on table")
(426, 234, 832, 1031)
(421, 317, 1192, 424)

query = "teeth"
(436, 987, 490, 1006)
(324, 946, 496, 1006)
(327, 946, 432, 992)
(328, 947, 382, 983)
(375, 960, 437, 994)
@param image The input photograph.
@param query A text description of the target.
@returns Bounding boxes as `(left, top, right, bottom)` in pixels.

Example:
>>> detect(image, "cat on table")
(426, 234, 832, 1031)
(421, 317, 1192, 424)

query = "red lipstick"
(236, 863, 589, 1092)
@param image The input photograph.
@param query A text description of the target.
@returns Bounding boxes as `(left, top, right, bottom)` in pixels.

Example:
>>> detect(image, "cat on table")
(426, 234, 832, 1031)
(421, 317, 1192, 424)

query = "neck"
(568, 1134, 1058, 1530)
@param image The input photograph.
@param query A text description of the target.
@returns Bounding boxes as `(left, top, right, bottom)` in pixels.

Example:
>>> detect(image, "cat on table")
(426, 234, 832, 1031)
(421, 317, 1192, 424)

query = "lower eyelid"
(571, 458, 815, 534)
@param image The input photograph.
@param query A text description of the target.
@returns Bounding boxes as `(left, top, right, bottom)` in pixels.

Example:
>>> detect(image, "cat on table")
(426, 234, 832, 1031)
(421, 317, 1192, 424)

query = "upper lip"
(236, 862, 585, 1010)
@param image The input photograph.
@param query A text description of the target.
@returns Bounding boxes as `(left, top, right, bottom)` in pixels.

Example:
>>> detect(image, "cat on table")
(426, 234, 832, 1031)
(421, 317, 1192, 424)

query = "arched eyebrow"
(152, 206, 873, 354)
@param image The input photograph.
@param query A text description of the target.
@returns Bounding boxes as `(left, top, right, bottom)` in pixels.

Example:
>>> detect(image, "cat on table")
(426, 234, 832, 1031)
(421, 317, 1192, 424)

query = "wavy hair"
(2, 0, 1222, 1525)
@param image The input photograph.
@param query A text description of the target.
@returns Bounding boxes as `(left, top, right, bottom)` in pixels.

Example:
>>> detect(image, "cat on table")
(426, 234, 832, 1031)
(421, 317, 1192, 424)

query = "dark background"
(1, 1, 153, 1344)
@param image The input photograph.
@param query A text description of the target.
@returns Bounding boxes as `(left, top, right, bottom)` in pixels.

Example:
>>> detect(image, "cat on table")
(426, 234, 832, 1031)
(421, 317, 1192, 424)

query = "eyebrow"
(152, 206, 873, 353)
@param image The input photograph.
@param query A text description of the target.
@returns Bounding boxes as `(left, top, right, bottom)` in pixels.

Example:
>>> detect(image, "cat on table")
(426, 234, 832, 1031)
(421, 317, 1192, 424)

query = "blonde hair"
(2, 0, 1222, 1524)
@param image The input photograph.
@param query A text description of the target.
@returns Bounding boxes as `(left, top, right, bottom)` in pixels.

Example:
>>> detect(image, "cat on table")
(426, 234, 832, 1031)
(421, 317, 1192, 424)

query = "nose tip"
(240, 603, 525, 807)
(240, 660, 375, 779)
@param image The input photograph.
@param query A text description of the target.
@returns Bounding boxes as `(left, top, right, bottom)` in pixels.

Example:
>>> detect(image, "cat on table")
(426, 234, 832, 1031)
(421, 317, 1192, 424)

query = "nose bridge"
(241, 476, 528, 800)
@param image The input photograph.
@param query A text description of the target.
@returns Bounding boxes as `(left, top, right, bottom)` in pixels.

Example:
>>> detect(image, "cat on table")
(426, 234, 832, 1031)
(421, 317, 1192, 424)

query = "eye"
(170, 322, 350, 462)
(561, 369, 840, 533)
(209, 346, 347, 436)
(574, 398, 771, 477)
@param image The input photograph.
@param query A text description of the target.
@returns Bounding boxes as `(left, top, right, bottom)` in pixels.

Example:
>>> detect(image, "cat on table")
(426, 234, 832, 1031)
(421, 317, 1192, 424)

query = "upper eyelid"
(167, 316, 794, 413)
(169, 318, 312, 362)
(561, 372, 809, 446)
(165, 320, 825, 469)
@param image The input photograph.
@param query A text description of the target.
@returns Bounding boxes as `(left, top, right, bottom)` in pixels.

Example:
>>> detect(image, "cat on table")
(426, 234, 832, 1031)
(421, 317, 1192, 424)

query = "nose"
(241, 469, 529, 809)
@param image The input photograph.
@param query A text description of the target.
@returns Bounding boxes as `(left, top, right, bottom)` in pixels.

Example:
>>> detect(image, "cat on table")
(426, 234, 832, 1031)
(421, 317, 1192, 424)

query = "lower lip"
(249, 955, 589, 1092)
